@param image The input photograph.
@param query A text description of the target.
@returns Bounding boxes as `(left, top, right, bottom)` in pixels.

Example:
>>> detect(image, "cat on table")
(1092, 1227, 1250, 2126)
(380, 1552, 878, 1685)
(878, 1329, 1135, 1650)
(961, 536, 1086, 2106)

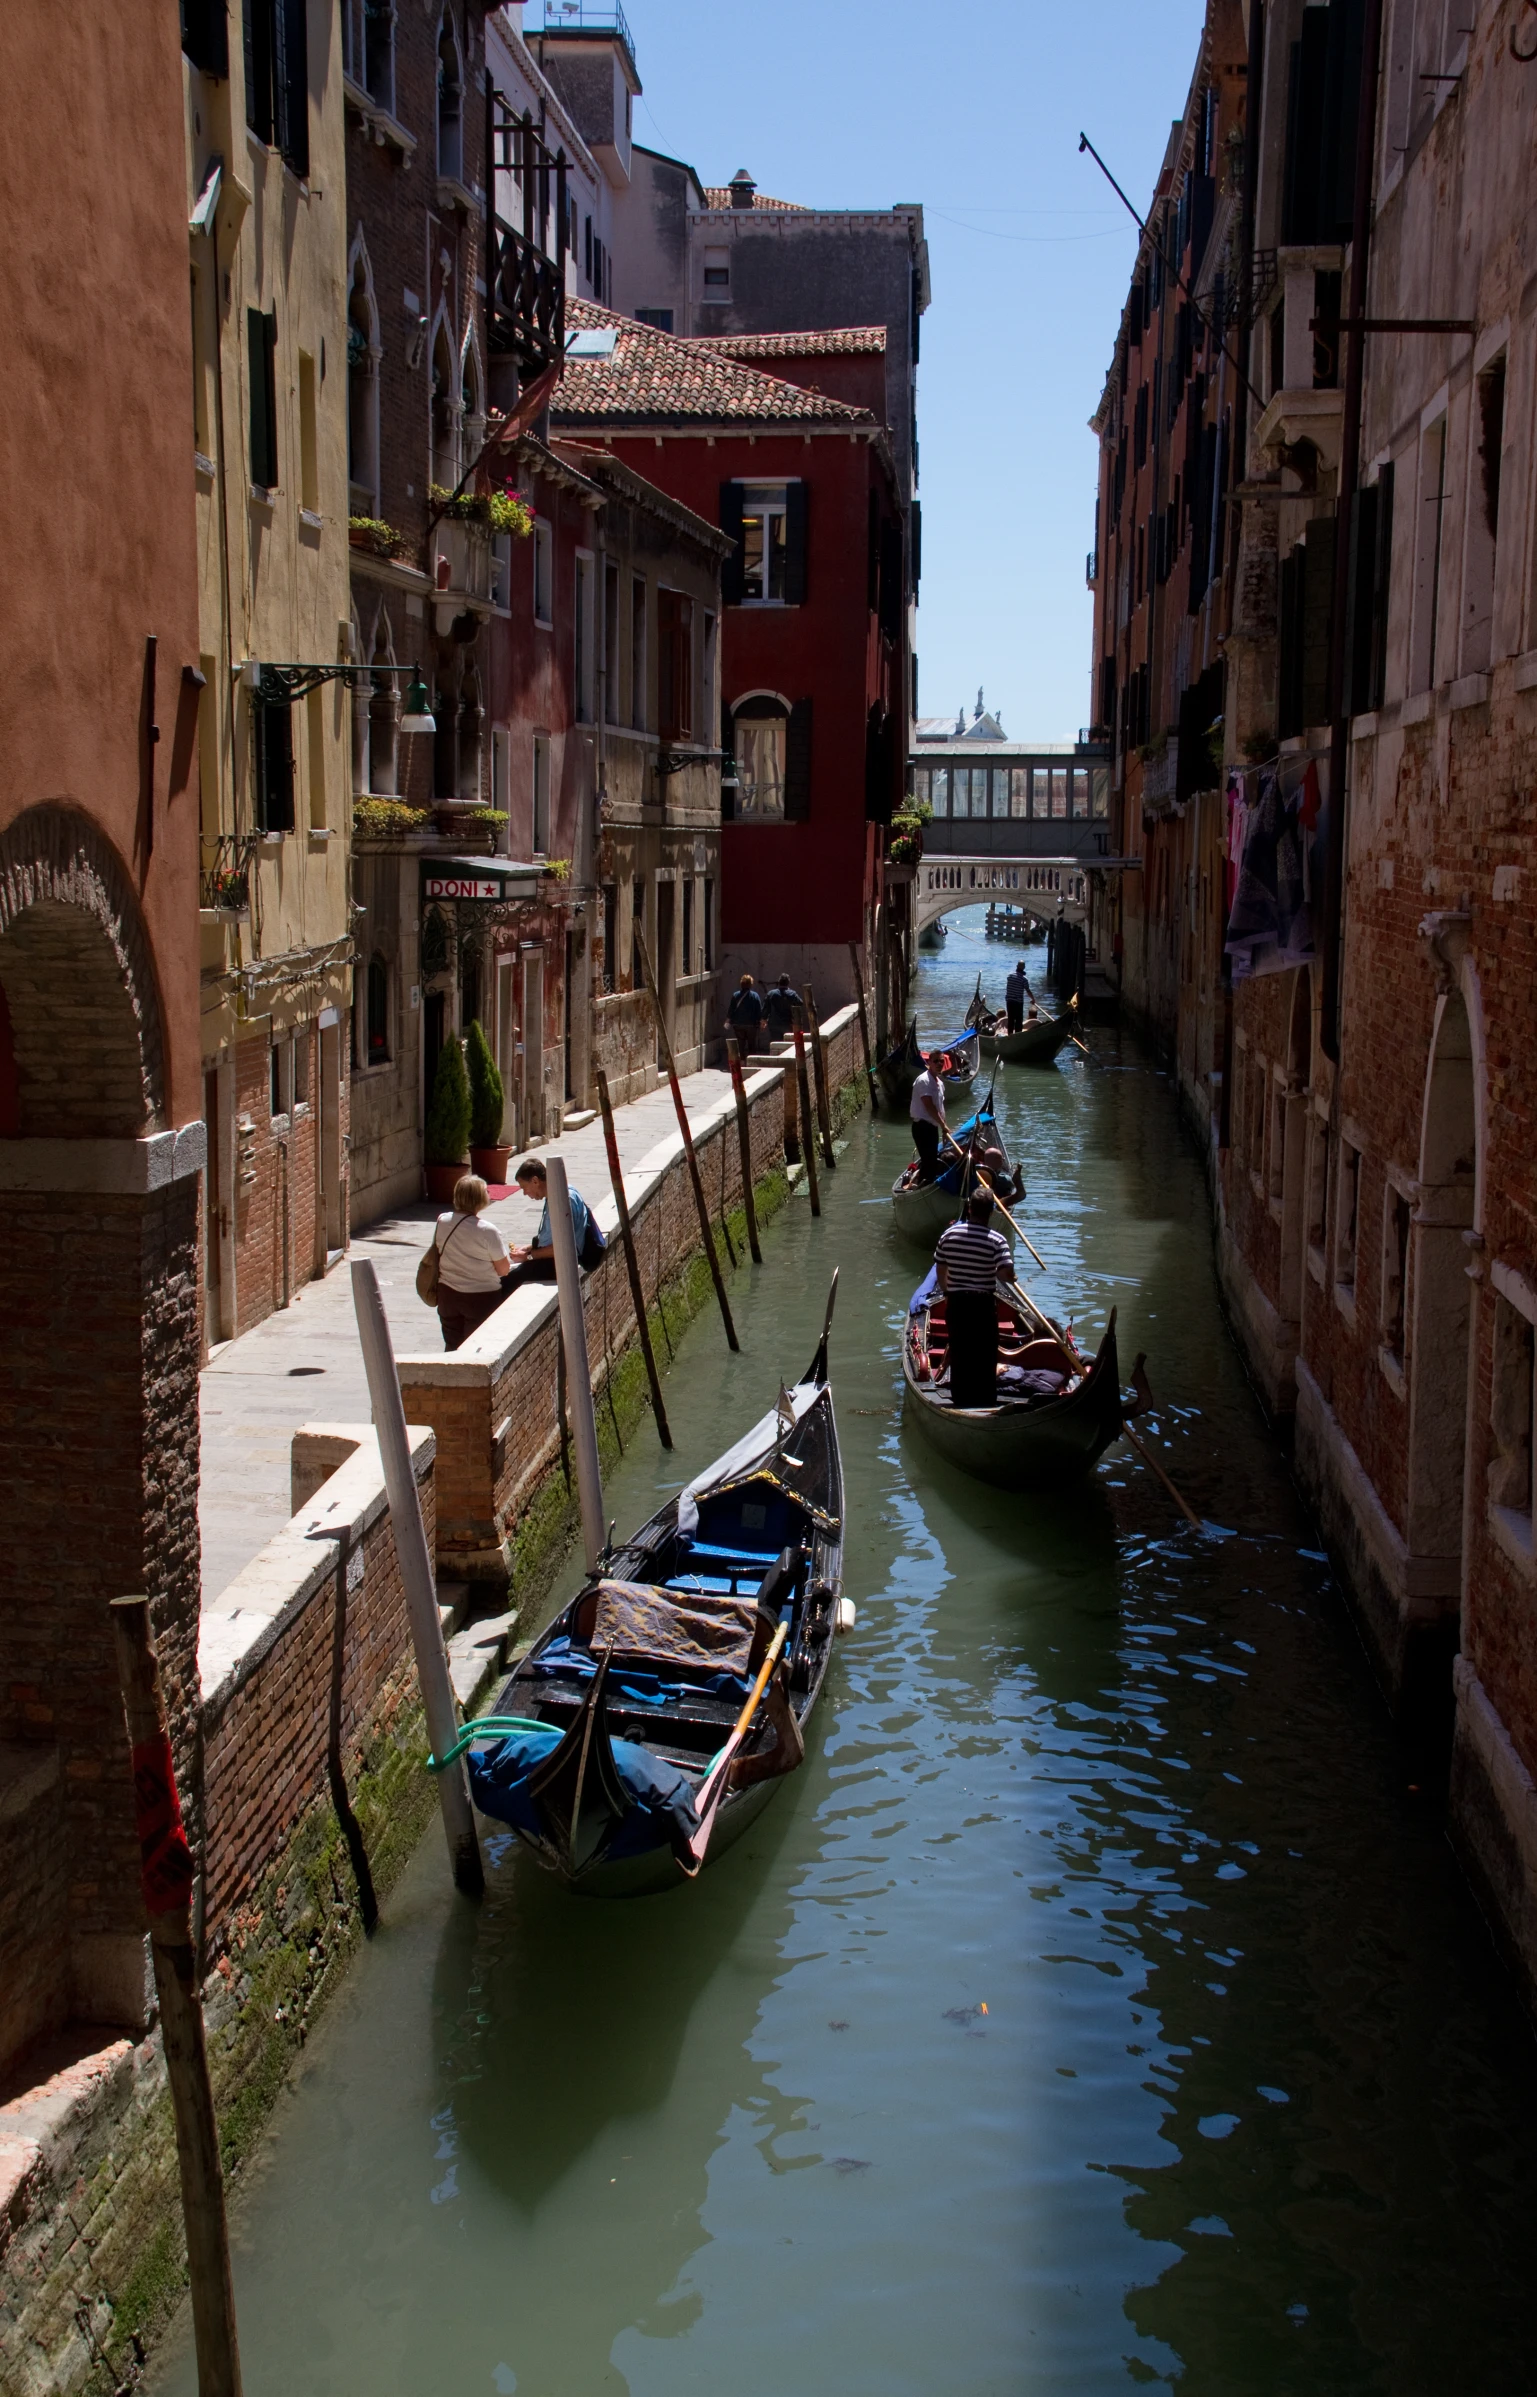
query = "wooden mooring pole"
(635, 924, 739, 1353)
(792, 1014, 821, 1217)
(726, 1036, 763, 1264)
(804, 986, 837, 1170)
(110, 1598, 244, 2397)
(595, 1066, 673, 1447)
(848, 941, 877, 1108)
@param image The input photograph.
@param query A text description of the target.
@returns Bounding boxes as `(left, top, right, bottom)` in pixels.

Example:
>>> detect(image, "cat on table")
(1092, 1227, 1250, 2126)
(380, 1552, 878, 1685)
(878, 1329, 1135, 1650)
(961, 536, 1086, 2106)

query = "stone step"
(448, 1608, 519, 1709)
(437, 1580, 472, 1638)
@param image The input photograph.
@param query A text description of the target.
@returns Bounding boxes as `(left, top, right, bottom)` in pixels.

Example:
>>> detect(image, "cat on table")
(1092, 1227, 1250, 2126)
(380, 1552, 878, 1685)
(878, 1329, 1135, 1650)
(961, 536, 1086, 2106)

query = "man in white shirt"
(909, 1051, 950, 1184)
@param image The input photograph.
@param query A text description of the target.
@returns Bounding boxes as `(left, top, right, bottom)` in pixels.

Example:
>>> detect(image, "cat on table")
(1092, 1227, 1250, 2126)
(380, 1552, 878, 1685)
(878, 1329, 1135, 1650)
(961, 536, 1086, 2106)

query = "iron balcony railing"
(486, 93, 566, 380)
(531, 0, 636, 65)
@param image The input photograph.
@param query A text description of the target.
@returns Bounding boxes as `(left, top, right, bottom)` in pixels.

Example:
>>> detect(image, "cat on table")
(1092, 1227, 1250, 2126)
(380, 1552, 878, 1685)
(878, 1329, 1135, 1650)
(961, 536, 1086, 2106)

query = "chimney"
(729, 168, 756, 210)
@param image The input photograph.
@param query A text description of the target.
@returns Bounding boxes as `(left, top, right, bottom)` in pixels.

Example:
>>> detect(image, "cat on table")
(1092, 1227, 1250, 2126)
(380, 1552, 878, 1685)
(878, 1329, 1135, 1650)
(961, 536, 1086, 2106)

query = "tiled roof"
(552, 299, 874, 428)
(689, 327, 887, 359)
(701, 187, 806, 211)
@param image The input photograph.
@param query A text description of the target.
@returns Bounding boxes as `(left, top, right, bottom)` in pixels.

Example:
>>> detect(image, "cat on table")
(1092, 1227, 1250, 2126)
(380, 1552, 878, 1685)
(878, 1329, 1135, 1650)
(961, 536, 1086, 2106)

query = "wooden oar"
(983, 1185, 1047, 1274)
(688, 1622, 790, 1860)
(1121, 1420, 1203, 1528)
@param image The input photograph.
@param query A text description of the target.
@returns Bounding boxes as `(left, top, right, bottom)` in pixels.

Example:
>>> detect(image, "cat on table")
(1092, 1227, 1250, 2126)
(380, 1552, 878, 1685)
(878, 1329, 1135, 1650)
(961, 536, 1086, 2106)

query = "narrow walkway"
(199, 1067, 743, 1603)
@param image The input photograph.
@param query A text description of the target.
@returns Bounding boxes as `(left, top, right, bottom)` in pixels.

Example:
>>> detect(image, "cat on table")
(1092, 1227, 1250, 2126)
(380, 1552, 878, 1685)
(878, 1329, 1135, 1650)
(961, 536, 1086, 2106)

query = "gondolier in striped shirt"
(935, 1189, 1014, 1407)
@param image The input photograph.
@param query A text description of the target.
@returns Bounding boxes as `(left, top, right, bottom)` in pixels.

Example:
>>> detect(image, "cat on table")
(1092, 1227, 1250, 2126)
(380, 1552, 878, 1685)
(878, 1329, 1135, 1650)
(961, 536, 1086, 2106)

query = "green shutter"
(783, 698, 813, 822)
(784, 481, 808, 605)
(1300, 514, 1336, 732)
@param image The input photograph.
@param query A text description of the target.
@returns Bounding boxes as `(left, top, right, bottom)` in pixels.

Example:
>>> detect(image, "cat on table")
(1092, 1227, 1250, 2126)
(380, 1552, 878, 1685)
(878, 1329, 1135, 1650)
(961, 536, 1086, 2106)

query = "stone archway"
(0, 804, 199, 2079)
(1405, 985, 1478, 1622)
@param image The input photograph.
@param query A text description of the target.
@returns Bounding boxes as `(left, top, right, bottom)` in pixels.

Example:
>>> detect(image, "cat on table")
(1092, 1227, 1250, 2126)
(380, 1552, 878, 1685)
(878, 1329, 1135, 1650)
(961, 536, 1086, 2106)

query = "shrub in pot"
(423, 1033, 472, 1205)
(465, 1018, 511, 1182)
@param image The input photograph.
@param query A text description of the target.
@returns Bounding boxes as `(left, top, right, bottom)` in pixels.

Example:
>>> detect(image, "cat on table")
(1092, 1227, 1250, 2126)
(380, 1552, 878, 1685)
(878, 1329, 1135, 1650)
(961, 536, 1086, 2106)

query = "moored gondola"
(890, 1092, 1020, 1249)
(902, 1271, 1128, 1488)
(452, 1284, 849, 1895)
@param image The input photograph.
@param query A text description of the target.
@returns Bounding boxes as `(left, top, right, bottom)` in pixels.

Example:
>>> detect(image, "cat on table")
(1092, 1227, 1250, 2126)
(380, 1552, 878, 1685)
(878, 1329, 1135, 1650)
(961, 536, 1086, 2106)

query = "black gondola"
(902, 1274, 1130, 1488)
(454, 1282, 849, 1895)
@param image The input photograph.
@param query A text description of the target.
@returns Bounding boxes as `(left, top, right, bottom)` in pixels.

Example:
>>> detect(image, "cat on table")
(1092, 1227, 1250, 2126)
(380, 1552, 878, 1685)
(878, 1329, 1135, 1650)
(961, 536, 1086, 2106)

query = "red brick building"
(552, 301, 908, 1014)
(0, 7, 204, 2076)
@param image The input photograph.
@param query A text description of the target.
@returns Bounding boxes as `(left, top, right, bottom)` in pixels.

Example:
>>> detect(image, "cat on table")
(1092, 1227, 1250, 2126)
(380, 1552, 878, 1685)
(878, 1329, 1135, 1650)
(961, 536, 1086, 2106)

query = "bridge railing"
(923, 818, 1112, 861)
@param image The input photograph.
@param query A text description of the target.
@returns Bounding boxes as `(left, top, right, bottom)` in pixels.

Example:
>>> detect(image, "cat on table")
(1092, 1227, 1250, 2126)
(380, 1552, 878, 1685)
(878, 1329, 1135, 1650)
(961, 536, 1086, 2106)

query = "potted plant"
(423, 1033, 472, 1205)
(466, 1018, 511, 1183)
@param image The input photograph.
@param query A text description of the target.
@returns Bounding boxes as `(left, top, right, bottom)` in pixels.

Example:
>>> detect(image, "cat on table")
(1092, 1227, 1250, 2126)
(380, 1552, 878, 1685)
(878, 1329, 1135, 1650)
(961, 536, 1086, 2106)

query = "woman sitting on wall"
(434, 1174, 513, 1352)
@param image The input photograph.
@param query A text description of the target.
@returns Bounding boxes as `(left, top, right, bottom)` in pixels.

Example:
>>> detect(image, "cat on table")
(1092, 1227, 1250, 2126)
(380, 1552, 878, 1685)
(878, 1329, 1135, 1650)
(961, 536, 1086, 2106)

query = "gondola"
(968, 977, 1082, 1065)
(875, 1019, 979, 1111)
(455, 1283, 849, 1896)
(889, 1090, 1020, 1249)
(901, 1271, 1129, 1488)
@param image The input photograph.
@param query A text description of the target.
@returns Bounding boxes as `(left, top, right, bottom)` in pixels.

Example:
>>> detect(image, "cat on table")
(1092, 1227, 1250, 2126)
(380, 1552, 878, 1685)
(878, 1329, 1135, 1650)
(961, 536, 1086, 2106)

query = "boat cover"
(525, 1636, 751, 1707)
(677, 1380, 825, 1537)
(467, 1723, 700, 1857)
(592, 1579, 757, 1674)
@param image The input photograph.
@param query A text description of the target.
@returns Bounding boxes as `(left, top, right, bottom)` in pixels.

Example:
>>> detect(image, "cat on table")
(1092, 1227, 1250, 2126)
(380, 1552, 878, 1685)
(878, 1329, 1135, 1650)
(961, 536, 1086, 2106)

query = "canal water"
(155, 912, 1537, 2396)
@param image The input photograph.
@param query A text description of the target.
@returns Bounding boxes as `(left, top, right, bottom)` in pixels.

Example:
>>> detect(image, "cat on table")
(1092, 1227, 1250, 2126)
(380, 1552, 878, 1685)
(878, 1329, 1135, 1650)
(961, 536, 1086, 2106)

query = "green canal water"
(154, 914, 1537, 2395)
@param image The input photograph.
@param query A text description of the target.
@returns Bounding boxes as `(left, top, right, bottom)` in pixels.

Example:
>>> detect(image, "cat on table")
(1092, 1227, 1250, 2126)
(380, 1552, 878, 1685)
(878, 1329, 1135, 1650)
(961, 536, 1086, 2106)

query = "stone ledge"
(1450, 1658, 1537, 2017)
(1447, 672, 1491, 713)
(0, 1122, 206, 1193)
(1513, 647, 1537, 694)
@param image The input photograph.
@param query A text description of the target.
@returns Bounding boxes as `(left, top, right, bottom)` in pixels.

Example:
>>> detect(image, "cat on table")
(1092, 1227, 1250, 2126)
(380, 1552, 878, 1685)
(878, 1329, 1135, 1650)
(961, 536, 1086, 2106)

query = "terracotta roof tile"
(689, 327, 888, 359)
(701, 187, 807, 211)
(552, 299, 875, 428)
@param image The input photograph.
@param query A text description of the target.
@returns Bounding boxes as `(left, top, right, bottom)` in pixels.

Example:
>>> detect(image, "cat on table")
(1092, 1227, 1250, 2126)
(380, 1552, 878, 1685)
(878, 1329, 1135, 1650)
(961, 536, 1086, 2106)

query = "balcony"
(430, 520, 493, 629)
(487, 99, 566, 381)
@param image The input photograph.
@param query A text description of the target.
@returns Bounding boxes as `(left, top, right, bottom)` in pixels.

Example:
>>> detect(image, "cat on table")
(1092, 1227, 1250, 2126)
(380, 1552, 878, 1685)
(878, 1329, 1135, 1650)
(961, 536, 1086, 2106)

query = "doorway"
(1407, 989, 1477, 1574)
(319, 1017, 344, 1256)
(423, 991, 446, 1119)
(203, 1066, 224, 1345)
(520, 948, 544, 1142)
(655, 880, 675, 1069)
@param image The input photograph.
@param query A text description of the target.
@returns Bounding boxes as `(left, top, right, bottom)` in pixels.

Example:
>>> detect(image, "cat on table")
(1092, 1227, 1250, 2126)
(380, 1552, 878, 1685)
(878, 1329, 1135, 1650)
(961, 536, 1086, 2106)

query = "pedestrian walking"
(433, 1174, 514, 1351)
(726, 974, 764, 1054)
(762, 974, 802, 1044)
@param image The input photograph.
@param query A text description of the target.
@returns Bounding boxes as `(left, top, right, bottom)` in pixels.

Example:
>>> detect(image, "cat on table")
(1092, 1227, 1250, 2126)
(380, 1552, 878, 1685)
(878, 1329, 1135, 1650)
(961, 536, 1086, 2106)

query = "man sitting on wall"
(762, 974, 803, 1045)
(503, 1157, 600, 1289)
(726, 974, 765, 1055)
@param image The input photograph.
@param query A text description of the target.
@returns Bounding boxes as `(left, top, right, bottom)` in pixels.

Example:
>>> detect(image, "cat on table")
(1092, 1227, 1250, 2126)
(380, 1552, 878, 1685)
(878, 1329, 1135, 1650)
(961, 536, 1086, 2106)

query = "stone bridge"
(913, 853, 1092, 940)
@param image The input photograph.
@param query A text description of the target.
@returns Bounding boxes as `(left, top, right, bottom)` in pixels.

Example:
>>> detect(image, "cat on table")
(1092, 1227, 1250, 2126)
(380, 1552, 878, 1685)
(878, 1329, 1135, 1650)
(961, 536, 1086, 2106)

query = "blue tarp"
(527, 1633, 751, 1709)
(467, 1722, 701, 1861)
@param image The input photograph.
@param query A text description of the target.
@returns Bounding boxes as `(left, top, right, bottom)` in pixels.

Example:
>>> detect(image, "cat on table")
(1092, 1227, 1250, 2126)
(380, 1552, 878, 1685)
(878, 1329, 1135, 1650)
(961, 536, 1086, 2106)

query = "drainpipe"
(1321, 0, 1386, 1064)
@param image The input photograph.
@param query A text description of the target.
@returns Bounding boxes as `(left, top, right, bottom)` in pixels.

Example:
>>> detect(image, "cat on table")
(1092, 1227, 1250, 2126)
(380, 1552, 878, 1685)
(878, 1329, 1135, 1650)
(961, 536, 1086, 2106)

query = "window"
(347, 249, 379, 510)
(533, 519, 553, 625)
(363, 0, 394, 112)
(1268, 1079, 1287, 1205)
(743, 484, 787, 603)
(1010, 766, 1030, 816)
(601, 883, 617, 994)
(1410, 414, 1447, 694)
(298, 350, 319, 512)
(1462, 354, 1505, 674)
(602, 561, 620, 721)
(366, 956, 390, 1065)
(306, 687, 327, 829)
(254, 687, 295, 831)
(430, 326, 458, 492)
(1307, 1117, 1331, 1274)
(658, 590, 694, 742)
(930, 765, 950, 816)
(531, 734, 550, 855)
(703, 878, 715, 971)
(636, 307, 674, 332)
(1090, 766, 1110, 819)
(631, 876, 646, 989)
(682, 878, 695, 976)
(491, 726, 510, 820)
(1336, 1140, 1361, 1294)
(1051, 768, 1068, 818)
(702, 245, 730, 301)
(490, 533, 512, 611)
(574, 553, 594, 722)
(244, 0, 309, 177)
(292, 1027, 310, 1109)
(182, 0, 229, 76)
(734, 700, 786, 820)
(436, 12, 463, 182)
(271, 1039, 288, 1122)
(1381, 1182, 1411, 1363)
(702, 611, 717, 744)
(630, 576, 647, 729)
(1490, 1292, 1536, 1534)
(247, 305, 278, 490)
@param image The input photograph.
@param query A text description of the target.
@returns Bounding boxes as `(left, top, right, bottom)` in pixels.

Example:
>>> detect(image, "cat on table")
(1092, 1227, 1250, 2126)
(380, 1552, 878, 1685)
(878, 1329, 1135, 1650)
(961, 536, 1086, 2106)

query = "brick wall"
(229, 1017, 347, 1338)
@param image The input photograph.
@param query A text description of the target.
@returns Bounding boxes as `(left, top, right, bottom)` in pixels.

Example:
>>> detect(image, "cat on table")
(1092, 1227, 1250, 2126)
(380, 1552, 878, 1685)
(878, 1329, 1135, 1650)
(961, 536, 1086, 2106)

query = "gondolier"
(1005, 962, 1030, 1035)
(909, 1051, 950, 1184)
(934, 1190, 1013, 1406)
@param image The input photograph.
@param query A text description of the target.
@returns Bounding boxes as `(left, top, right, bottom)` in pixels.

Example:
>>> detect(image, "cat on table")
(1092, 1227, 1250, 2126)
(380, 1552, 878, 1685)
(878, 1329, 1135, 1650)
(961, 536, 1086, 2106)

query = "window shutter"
(247, 306, 272, 486)
(1282, 13, 1329, 244)
(719, 481, 744, 605)
(783, 481, 808, 605)
(254, 692, 295, 831)
(1343, 482, 1379, 720)
(783, 699, 813, 822)
(183, 0, 230, 75)
(911, 499, 921, 591)
(866, 492, 880, 612)
(244, 0, 273, 142)
(262, 309, 279, 486)
(279, 0, 310, 178)
(1300, 514, 1335, 731)
(1370, 463, 1393, 712)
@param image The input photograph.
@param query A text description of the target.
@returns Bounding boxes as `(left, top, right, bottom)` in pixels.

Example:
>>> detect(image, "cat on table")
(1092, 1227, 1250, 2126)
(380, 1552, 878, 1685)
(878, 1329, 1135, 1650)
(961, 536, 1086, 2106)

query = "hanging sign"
(424, 874, 502, 901)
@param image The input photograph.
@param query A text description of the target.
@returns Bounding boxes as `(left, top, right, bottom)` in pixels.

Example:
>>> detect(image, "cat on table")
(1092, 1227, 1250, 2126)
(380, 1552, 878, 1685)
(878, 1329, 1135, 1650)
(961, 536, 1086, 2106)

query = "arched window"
(430, 322, 458, 493)
(368, 614, 400, 796)
(436, 13, 463, 183)
(367, 954, 391, 1065)
(461, 334, 484, 449)
(731, 695, 789, 821)
(347, 242, 380, 511)
(363, 0, 395, 113)
(456, 663, 483, 801)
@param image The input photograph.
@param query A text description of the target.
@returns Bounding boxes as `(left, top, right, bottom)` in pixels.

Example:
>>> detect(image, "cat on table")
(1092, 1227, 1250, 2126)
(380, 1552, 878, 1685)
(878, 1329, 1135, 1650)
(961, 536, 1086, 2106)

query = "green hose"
(426, 1717, 550, 1773)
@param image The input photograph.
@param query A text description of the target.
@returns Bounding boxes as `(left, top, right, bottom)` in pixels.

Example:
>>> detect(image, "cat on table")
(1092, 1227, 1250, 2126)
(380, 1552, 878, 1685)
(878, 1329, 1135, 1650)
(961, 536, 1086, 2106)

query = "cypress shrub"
(465, 1018, 505, 1149)
(424, 1035, 472, 1166)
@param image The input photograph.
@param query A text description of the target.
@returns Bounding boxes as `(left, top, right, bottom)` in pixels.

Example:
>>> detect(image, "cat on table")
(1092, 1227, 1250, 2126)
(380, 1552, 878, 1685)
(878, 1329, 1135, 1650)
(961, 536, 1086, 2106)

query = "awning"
(420, 857, 544, 902)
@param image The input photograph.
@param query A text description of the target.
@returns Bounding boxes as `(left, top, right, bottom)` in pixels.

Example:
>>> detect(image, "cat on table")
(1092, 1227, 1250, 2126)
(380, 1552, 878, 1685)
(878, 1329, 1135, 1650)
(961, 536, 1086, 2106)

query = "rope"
(427, 1716, 549, 1773)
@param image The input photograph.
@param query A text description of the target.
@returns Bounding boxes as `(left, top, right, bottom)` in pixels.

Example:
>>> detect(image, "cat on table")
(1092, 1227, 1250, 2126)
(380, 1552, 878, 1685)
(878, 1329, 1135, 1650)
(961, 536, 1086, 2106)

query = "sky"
(531, 0, 1207, 741)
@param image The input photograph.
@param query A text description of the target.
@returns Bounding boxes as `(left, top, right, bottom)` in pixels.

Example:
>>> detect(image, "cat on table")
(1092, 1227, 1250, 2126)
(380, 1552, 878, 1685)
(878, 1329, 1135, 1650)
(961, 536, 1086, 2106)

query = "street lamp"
(399, 671, 437, 736)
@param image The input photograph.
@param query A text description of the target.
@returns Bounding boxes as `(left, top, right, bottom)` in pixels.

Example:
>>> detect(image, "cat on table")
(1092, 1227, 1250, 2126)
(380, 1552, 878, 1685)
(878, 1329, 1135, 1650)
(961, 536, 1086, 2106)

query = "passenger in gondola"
(973, 1130, 1024, 1206)
(1005, 961, 1030, 1034)
(909, 1050, 950, 1184)
(934, 1189, 1014, 1406)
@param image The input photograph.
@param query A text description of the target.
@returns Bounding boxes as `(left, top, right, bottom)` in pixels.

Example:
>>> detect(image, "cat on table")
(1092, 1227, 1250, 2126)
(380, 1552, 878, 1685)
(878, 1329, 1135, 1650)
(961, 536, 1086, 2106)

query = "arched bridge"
(913, 853, 1092, 940)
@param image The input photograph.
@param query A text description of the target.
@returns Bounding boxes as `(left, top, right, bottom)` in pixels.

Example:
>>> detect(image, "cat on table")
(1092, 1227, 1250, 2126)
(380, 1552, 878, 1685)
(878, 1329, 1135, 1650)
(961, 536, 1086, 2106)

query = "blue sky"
(533, 0, 1206, 740)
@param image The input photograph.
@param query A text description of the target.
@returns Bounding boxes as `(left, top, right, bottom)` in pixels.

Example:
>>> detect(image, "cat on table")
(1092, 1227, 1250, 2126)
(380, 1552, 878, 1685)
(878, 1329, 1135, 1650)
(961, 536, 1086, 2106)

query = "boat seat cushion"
(592, 1578, 757, 1675)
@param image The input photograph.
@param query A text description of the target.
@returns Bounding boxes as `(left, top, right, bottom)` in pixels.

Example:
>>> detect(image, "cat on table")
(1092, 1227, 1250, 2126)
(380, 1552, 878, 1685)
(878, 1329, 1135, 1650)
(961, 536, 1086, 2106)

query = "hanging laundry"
(1225, 764, 1315, 980)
